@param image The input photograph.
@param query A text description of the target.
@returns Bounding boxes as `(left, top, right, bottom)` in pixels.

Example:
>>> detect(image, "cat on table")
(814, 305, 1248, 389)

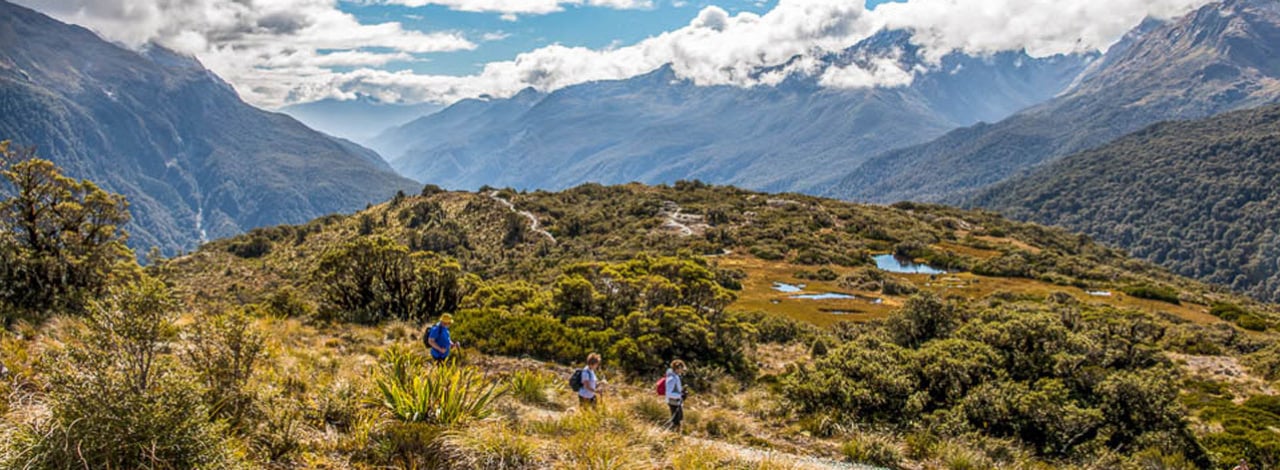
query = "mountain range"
(374, 30, 1092, 193)
(280, 97, 441, 146)
(827, 0, 1280, 203)
(0, 0, 418, 254)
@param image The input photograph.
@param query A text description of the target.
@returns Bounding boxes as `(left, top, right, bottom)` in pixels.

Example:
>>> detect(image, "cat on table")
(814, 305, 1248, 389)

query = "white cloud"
(873, 0, 1212, 62)
(15, 0, 475, 105)
(370, 0, 653, 16)
(17, 0, 1215, 109)
(481, 31, 512, 41)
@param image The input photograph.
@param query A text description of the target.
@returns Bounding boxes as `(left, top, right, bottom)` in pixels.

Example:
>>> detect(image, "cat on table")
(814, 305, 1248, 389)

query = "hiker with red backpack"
(657, 359, 687, 432)
(570, 353, 603, 408)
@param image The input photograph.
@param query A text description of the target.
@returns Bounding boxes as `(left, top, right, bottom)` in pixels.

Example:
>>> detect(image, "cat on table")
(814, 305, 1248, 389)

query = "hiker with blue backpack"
(657, 359, 687, 432)
(424, 313, 459, 362)
(570, 353, 603, 408)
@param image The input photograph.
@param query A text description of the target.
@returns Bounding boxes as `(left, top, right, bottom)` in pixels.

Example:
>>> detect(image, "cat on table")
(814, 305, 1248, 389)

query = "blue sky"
(346, 0, 905, 76)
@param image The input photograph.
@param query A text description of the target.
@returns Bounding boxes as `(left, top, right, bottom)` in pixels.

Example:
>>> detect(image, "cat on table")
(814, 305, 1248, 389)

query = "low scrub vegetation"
(2, 153, 1279, 468)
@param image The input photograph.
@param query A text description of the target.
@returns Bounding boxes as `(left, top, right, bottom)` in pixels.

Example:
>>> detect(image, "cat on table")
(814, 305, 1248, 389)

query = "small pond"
(790, 292, 857, 300)
(772, 282, 805, 293)
(874, 254, 948, 275)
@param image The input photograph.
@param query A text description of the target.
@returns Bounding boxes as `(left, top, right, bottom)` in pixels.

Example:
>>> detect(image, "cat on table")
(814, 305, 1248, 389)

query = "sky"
(16, 0, 1213, 109)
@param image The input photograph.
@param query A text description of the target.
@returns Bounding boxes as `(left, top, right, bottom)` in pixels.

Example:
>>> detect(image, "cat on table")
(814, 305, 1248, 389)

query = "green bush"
(1237, 315, 1270, 332)
(0, 149, 132, 318)
(261, 286, 314, 318)
(1246, 344, 1280, 381)
(1210, 302, 1248, 322)
(315, 236, 468, 323)
(1123, 285, 1181, 305)
(1244, 395, 1280, 416)
(183, 307, 266, 430)
(227, 234, 272, 258)
(458, 256, 756, 377)
(749, 245, 786, 260)
(5, 277, 240, 469)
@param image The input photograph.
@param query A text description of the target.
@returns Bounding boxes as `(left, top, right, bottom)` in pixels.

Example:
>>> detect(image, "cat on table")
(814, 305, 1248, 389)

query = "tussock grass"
(507, 369, 559, 406)
(439, 423, 546, 470)
(841, 432, 903, 468)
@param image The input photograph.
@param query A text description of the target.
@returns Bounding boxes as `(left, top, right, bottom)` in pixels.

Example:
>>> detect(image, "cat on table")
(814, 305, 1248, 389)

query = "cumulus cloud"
(368, 0, 652, 16)
(17, 0, 1214, 108)
(15, 0, 475, 105)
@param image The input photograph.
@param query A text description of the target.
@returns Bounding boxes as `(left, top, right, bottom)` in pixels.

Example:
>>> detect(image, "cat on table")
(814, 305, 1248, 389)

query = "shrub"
(1237, 315, 1269, 332)
(7, 277, 239, 468)
(227, 234, 272, 258)
(1243, 395, 1280, 416)
(1123, 285, 1181, 305)
(183, 307, 266, 429)
(262, 286, 314, 318)
(0, 147, 132, 318)
(749, 245, 786, 260)
(315, 236, 468, 323)
(1246, 344, 1280, 381)
(373, 347, 506, 425)
(886, 293, 961, 348)
(421, 184, 446, 197)
(1210, 302, 1248, 322)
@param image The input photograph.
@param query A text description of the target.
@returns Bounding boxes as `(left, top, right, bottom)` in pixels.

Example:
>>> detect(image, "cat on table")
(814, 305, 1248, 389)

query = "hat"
(440, 313, 454, 323)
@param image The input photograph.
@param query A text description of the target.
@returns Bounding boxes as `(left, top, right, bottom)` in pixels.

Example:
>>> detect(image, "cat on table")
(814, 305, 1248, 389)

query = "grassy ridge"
(4, 178, 1280, 468)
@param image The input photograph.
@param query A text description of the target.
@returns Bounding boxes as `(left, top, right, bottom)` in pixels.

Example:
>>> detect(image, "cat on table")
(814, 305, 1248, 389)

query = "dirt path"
(489, 191, 557, 244)
(684, 436, 882, 470)
(664, 208, 695, 236)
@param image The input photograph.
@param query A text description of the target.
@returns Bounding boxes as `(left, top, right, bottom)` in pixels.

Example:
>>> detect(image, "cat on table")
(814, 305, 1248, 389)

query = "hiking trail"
(489, 190, 557, 244)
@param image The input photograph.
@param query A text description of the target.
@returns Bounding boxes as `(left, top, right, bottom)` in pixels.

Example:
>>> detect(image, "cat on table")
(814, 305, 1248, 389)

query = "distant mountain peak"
(0, 3, 418, 253)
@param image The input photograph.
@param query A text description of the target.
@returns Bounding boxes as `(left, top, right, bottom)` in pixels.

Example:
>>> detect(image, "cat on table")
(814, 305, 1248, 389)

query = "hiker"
(424, 313, 458, 361)
(574, 353, 603, 408)
(1233, 459, 1251, 470)
(664, 359, 687, 432)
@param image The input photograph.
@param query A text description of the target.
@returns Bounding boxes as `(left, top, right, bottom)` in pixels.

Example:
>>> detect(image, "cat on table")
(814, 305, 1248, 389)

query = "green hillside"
(972, 104, 1280, 305)
(4, 152, 1280, 468)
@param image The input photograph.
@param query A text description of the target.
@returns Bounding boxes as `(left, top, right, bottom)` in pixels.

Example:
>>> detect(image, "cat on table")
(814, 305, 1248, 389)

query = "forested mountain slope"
(0, 0, 418, 254)
(972, 103, 1280, 303)
(829, 0, 1280, 203)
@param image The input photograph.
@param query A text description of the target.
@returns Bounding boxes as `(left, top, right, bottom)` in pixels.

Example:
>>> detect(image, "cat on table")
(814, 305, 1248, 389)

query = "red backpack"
(654, 376, 667, 396)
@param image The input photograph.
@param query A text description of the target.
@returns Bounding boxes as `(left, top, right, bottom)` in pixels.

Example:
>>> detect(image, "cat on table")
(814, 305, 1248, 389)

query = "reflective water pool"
(873, 254, 948, 275)
(790, 292, 857, 300)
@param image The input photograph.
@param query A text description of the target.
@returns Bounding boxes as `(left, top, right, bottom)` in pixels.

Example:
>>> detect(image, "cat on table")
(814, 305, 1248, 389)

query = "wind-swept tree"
(0, 141, 133, 320)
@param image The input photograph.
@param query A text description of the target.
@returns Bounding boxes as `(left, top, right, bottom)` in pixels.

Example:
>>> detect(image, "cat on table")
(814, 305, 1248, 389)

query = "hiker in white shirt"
(578, 353, 602, 408)
(665, 359, 687, 432)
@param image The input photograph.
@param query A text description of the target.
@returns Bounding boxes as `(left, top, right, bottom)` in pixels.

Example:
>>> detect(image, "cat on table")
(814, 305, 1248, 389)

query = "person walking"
(424, 313, 458, 362)
(576, 353, 603, 408)
(665, 360, 687, 432)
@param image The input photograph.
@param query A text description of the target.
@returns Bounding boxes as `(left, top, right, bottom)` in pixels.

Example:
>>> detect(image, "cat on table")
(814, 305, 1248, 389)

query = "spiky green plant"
(373, 347, 506, 425)
(507, 369, 557, 405)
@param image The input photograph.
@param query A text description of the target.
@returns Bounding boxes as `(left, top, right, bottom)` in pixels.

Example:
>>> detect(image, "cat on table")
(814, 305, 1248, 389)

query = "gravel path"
(489, 191, 557, 244)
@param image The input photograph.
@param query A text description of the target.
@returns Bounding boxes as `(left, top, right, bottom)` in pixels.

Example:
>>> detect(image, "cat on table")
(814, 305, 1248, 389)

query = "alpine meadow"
(3, 0, 1280, 469)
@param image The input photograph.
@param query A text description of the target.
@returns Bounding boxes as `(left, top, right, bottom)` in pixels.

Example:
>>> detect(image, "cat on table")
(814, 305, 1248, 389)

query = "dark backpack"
(423, 324, 439, 350)
(569, 369, 585, 392)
